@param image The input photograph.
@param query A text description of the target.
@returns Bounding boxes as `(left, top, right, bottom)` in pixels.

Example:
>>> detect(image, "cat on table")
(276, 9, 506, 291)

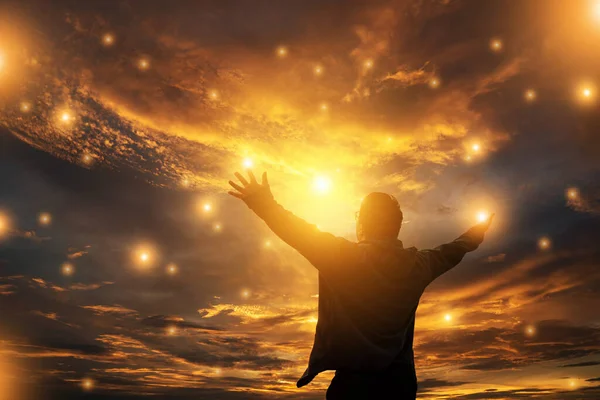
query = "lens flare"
(132, 244, 157, 268)
(476, 210, 490, 223)
(20, 101, 31, 113)
(166, 263, 177, 275)
(566, 187, 579, 200)
(363, 59, 374, 69)
(444, 313, 452, 322)
(242, 157, 254, 169)
(167, 325, 177, 335)
(428, 77, 440, 88)
(525, 324, 536, 336)
(102, 33, 114, 46)
(81, 378, 94, 391)
(138, 58, 150, 70)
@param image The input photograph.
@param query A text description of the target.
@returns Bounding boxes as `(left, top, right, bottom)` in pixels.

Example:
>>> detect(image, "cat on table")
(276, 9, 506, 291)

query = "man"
(228, 170, 494, 399)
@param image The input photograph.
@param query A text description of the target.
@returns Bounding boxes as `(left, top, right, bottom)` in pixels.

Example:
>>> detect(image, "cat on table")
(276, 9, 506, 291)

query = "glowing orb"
(209, 90, 219, 100)
(59, 111, 73, 124)
(61, 262, 74, 276)
(38, 212, 52, 226)
(166, 263, 177, 275)
(472, 143, 481, 152)
(538, 236, 551, 250)
(264, 240, 271, 248)
(20, 102, 31, 113)
(428, 78, 440, 88)
(320, 103, 328, 111)
(524, 89, 536, 102)
(577, 84, 595, 103)
(566, 187, 579, 200)
(276, 46, 288, 57)
(133, 244, 156, 268)
(525, 325, 536, 336)
(213, 222, 222, 232)
(0, 54, 4, 72)
(102, 34, 114, 46)
(313, 176, 332, 194)
(138, 58, 150, 70)
(364, 59, 374, 69)
(489, 38, 503, 52)
(568, 379, 577, 389)
(167, 325, 177, 335)
(476, 211, 490, 223)
(444, 313, 452, 322)
(203, 203, 212, 212)
(241, 289, 250, 298)
(82, 378, 94, 391)
(314, 65, 323, 75)
(242, 157, 253, 169)
(465, 154, 472, 162)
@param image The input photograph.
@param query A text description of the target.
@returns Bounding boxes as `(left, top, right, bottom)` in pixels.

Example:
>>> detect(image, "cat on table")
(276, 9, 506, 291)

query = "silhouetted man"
(228, 170, 494, 399)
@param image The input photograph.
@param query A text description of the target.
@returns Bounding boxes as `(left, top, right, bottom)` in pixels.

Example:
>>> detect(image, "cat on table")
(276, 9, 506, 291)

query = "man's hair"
(358, 192, 403, 239)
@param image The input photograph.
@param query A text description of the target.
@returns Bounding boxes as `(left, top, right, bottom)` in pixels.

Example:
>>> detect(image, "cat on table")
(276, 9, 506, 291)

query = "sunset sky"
(1, 0, 600, 398)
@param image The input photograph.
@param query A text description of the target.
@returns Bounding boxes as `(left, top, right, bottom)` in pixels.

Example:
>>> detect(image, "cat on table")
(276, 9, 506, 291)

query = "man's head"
(355, 192, 403, 241)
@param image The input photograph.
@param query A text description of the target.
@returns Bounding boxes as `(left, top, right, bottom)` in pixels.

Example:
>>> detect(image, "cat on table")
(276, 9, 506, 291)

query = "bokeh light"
(167, 325, 178, 335)
(213, 222, 222, 232)
(576, 83, 596, 103)
(20, 101, 31, 113)
(538, 236, 551, 250)
(38, 212, 52, 226)
(566, 186, 579, 200)
(241, 289, 250, 298)
(138, 58, 150, 71)
(132, 244, 157, 268)
(525, 324, 536, 337)
(428, 77, 440, 88)
(363, 59, 374, 69)
(264, 239, 272, 248)
(314, 64, 323, 76)
(276, 46, 288, 58)
(102, 33, 114, 46)
(81, 153, 94, 166)
(524, 89, 536, 102)
(489, 38, 503, 52)
(166, 263, 177, 275)
(209, 90, 219, 100)
(320, 102, 328, 112)
(81, 378, 94, 391)
(61, 262, 74, 276)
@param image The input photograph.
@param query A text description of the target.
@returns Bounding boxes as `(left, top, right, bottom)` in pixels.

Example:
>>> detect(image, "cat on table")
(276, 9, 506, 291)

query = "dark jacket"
(244, 189, 487, 389)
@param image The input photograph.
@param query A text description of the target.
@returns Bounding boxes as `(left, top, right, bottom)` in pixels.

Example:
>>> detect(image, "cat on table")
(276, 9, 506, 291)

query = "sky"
(1, 0, 600, 398)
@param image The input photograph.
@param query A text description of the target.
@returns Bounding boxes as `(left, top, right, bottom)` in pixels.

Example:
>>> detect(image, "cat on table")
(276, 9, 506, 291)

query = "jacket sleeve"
(417, 224, 487, 283)
(243, 188, 359, 274)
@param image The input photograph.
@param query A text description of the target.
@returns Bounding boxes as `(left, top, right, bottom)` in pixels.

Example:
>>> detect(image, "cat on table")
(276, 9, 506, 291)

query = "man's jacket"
(244, 189, 487, 388)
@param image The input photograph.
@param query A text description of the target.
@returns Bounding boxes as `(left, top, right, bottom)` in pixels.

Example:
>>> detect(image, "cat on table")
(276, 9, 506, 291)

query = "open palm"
(228, 170, 271, 201)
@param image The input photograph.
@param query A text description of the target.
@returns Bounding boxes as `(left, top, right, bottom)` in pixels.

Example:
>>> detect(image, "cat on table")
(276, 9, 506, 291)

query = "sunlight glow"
(364, 59, 373, 69)
(566, 187, 579, 200)
(276, 46, 288, 58)
(20, 102, 31, 113)
(167, 325, 177, 335)
(524, 89, 536, 102)
(242, 157, 254, 169)
(314, 65, 323, 76)
(444, 313, 452, 322)
(166, 263, 177, 275)
(428, 77, 440, 88)
(138, 58, 150, 70)
(525, 325, 536, 336)
(313, 176, 332, 194)
(476, 210, 490, 223)
(213, 222, 222, 232)
(82, 378, 94, 391)
(133, 244, 157, 268)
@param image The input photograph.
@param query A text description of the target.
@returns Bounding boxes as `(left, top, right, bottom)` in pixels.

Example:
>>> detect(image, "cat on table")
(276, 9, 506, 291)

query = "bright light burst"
(472, 143, 481, 152)
(58, 110, 74, 125)
(167, 325, 177, 335)
(209, 90, 219, 100)
(61, 262, 74, 276)
(314, 64, 323, 76)
(489, 38, 503, 52)
(202, 202, 212, 212)
(576, 83, 596, 103)
(133, 244, 157, 268)
(313, 175, 332, 194)
(476, 210, 490, 223)
(444, 313, 452, 322)
(81, 153, 94, 165)
(538, 236, 551, 250)
(525, 324, 536, 336)
(242, 157, 254, 169)
(38, 212, 52, 226)
(241, 289, 250, 298)
(363, 59, 374, 69)
(524, 89, 536, 102)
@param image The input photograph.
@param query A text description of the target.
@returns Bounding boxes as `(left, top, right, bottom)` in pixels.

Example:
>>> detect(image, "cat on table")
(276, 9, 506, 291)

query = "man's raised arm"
(228, 170, 357, 271)
(417, 214, 495, 283)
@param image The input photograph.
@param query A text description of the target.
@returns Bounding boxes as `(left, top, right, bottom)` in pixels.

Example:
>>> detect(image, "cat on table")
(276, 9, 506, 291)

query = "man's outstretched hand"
(228, 170, 272, 205)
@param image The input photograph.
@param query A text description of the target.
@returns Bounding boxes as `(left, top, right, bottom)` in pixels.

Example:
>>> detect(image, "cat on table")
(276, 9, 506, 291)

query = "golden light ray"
(61, 262, 75, 276)
(38, 212, 52, 226)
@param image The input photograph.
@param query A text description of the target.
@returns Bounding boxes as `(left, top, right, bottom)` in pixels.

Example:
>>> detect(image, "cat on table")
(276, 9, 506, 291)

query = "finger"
(228, 191, 244, 199)
(247, 170, 257, 184)
(234, 172, 249, 187)
(229, 180, 246, 193)
(261, 171, 269, 186)
(487, 213, 496, 226)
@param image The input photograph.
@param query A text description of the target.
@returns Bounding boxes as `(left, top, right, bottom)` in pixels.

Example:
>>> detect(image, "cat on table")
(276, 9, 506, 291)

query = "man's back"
(227, 170, 493, 398)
